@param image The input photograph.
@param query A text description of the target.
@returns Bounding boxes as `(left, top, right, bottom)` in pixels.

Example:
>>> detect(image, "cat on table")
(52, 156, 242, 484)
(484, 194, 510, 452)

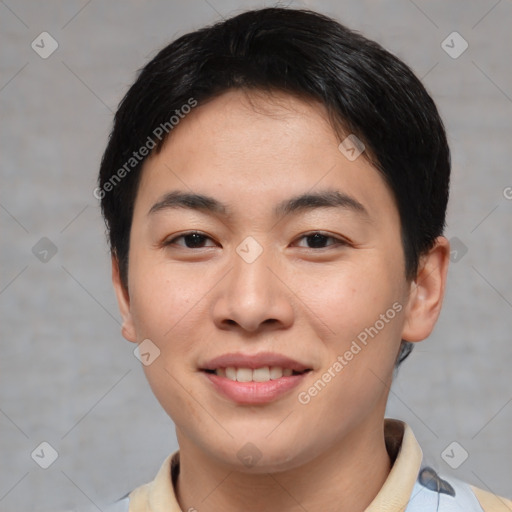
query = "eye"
(163, 231, 348, 250)
(294, 232, 348, 249)
(164, 231, 217, 249)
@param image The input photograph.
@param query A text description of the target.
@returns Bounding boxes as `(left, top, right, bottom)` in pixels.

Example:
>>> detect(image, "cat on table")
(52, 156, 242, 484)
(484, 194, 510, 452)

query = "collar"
(128, 418, 423, 512)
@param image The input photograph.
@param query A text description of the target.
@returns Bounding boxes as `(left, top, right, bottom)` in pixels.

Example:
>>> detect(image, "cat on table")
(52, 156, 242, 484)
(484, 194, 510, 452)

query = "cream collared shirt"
(105, 419, 511, 512)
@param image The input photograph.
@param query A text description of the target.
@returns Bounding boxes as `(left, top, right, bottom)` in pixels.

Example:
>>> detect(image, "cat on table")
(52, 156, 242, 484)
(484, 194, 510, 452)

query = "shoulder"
(101, 452, 178, 512)
(407, 466, 512, 512)
(471, 485, 512, 512)
(67, 495, 130, 512)
(102, 496, 130, 512)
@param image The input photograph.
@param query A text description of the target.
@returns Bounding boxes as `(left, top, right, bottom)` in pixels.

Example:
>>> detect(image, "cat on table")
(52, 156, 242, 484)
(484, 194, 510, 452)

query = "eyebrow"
(148, 189, 369, 219)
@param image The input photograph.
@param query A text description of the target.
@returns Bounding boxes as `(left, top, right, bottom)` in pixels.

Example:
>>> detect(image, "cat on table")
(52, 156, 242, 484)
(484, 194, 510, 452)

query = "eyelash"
(163, 231, 350, 250)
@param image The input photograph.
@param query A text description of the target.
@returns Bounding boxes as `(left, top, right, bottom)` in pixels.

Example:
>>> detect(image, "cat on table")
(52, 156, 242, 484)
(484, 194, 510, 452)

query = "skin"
(112, 89, 450, 512)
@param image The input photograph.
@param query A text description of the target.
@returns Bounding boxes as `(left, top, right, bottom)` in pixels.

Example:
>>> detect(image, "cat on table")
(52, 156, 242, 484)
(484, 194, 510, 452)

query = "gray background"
(1, 1, 511, 510)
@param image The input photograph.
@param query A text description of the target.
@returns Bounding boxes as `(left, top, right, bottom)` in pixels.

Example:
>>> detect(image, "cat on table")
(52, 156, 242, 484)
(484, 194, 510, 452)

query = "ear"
(111, 255, 137, 343)
(401, 236, 450, 342)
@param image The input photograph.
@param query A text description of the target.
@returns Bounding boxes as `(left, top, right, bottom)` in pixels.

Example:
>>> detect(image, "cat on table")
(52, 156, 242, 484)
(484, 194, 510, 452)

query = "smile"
(200, 352, 312, 404)
(205, 366, 309, 382)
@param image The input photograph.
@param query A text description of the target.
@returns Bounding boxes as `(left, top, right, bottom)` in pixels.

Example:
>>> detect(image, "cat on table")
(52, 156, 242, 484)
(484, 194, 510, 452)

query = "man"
(96, 7, 511, 511)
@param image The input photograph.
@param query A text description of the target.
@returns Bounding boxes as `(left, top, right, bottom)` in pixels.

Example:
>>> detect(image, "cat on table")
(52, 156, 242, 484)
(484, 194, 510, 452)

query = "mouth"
(200, 352, 313, 404)
(202, 366, 311, 382)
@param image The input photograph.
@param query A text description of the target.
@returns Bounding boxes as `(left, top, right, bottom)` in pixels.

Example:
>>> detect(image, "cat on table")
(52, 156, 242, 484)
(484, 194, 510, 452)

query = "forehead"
(135, 89, 398, 225)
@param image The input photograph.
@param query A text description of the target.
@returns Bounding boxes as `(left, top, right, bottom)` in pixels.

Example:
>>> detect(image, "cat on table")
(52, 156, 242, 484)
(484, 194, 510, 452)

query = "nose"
(211, 244, 295, 334)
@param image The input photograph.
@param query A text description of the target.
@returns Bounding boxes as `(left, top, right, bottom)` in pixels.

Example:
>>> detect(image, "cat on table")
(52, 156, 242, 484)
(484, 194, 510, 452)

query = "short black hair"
(98, 7, 450, 366)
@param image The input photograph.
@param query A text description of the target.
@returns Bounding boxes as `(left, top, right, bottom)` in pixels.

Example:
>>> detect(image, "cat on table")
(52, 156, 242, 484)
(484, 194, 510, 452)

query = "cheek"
(129, 261, 206, 337)
(128, 264, 210, 420)
(298, 259, 401, 340)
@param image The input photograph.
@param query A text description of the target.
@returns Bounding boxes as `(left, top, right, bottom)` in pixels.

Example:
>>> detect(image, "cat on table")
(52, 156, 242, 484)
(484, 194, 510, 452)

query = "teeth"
(236, 368, 253, 382)
(269, 366, 283, 379)
(215, 366, 300, 382)
(225, 367, 237, 380)
(253, 367, 270, 382)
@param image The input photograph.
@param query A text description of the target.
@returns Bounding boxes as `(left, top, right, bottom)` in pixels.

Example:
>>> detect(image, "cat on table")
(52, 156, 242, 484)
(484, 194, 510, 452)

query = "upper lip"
(200, 352, 311, 372)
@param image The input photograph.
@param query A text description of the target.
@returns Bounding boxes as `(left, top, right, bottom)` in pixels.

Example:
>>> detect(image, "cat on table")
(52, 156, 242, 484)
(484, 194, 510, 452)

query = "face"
(113, 89, 434, 472)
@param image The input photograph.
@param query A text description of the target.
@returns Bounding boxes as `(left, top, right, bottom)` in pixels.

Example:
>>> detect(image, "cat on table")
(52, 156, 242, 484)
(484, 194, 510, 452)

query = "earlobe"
(401, 236, 450, 342)
(111, 256, 138, 343)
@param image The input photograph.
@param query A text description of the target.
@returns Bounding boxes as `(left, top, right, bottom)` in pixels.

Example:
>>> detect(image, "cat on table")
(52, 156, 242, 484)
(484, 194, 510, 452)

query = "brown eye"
(165, 231, 216, 248)
(295, 232, 347, 249)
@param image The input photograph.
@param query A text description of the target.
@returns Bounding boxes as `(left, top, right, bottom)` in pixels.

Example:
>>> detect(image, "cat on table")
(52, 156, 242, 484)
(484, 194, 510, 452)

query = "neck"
(175, 417, 392, 512)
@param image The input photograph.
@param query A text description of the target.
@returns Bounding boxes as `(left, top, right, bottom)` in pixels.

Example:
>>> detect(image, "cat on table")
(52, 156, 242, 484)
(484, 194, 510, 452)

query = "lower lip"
(203, 371, 309, 404)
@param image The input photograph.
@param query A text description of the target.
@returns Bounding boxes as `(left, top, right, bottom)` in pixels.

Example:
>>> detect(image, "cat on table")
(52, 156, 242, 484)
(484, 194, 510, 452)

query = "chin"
(209, 437, 314, 474)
